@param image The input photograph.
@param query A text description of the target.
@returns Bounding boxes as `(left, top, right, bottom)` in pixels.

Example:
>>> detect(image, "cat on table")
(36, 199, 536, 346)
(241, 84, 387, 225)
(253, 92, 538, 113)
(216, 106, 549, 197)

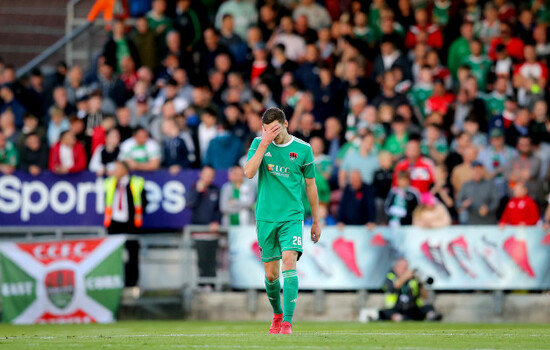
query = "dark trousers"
(194, 237, 219, 278)
(379, 304, 436, 321)
(108, 221, 140, 287)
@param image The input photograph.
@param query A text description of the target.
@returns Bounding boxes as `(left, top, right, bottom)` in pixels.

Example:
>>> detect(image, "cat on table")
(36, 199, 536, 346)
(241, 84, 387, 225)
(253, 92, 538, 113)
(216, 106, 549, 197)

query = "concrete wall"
(189, 292, 550, 323)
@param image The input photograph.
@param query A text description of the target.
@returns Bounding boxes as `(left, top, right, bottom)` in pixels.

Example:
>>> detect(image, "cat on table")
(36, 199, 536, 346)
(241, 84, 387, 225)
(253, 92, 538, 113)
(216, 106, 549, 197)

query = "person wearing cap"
(456, 161, 500, 225)
(103, 160, 147, 287)
(412, 192, 451, 228)
(477, 128, 517, 197)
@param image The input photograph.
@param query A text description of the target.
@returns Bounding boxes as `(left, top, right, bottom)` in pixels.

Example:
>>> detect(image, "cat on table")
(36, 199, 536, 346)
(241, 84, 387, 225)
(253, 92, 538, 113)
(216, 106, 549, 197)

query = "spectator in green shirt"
(409, 66, 434, 118)
(147, 0, 173, 53)
(384, 115, 409, 161)
(0, 132, 18, 174)
(462, 38, 492, 92)
(310, 136, 333, 182)
(448, 21, 474, 79)
(421, 123, 448, 164)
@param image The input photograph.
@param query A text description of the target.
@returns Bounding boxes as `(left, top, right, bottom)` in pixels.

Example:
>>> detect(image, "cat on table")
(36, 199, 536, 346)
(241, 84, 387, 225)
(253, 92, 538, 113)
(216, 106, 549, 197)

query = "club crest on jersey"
(268, 164, 274, 171)
(289, 152, 298, 161)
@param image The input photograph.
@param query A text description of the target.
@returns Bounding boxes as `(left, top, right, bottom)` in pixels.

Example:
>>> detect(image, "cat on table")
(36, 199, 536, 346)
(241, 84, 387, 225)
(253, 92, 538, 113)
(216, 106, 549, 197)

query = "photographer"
(379, 258, 441, 322)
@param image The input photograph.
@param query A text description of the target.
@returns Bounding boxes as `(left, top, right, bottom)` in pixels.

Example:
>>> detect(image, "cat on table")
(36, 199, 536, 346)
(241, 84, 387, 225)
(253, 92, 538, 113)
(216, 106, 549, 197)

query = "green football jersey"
(247, 136, 315, 222)
(462, 55, 491, 91)
(409, 83, 433, 117)
(482, 91, 506, 117)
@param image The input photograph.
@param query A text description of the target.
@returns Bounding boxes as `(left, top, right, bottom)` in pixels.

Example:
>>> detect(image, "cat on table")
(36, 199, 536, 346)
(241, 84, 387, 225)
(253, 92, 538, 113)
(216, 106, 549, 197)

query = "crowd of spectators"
(1, 0, 550, 229)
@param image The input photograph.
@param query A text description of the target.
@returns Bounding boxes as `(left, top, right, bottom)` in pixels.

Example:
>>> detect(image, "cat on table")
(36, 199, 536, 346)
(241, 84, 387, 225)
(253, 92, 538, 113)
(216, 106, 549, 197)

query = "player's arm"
(305, 177, 321, 243)
(244, 124, 282, 179)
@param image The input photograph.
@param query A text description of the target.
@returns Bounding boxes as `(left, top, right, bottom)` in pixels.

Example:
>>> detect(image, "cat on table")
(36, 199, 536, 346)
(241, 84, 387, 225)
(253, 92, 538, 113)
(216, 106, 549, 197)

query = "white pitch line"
(2, 332, 549, 341)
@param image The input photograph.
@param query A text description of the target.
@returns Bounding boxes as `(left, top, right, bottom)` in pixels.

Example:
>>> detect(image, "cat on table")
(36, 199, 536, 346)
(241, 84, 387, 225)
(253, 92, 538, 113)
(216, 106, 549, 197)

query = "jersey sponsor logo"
(268, 164, 290, 177)
(265, 152, 272, 157)
(289, 152, 298, 161)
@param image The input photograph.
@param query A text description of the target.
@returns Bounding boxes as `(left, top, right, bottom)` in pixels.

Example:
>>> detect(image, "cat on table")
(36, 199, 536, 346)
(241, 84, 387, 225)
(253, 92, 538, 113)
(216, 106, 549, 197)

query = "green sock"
(282, 269, 298, 324)
(265, 276, 282, 315)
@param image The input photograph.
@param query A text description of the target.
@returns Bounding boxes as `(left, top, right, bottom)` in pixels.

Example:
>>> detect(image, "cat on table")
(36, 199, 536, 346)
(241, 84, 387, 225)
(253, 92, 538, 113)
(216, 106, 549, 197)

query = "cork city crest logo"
(289, 152, 298, 161)
(45, 269, 75, 309)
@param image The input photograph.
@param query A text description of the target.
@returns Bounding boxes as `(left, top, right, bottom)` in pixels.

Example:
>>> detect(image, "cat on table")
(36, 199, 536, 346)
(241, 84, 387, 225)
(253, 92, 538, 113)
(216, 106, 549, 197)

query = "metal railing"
(16, 0, 136, 78)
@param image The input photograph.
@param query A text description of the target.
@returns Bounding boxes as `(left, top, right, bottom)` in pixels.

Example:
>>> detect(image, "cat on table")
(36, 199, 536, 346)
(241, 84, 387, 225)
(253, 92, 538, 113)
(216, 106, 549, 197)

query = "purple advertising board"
(0, 170, 227, 229)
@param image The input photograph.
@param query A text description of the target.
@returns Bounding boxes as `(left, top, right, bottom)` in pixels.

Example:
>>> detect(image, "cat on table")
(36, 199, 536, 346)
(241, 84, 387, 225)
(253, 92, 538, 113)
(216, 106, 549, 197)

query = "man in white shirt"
(292, 0, 332, 31)
(119, 127, 162, 171)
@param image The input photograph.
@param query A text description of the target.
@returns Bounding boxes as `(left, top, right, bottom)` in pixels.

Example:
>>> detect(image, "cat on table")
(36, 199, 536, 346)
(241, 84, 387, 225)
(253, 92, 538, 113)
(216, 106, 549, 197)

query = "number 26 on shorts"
(292, 236, 302, 246)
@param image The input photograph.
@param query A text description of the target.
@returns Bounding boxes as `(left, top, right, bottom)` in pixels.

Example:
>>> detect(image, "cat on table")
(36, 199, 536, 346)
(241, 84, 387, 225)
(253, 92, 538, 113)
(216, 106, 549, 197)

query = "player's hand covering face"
(261, 122, 283, 144)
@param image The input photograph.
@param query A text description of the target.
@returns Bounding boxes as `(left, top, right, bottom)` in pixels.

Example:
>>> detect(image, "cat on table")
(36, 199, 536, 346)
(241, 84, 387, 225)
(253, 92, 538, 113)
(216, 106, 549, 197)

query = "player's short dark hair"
(261, 107, 286, 125)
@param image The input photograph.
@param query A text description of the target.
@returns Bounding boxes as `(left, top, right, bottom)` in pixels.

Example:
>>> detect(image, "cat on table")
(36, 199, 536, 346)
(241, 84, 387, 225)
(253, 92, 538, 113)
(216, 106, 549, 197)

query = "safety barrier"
(0, 224, 548, 319)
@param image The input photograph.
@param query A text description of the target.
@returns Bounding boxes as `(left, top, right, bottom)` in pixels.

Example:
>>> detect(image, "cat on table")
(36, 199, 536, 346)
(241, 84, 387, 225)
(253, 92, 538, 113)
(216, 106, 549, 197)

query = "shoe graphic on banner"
(476, 236, 503, 277)
(311, 242, 333, 277)
(503, 236, 535, 278)
(420, 240, 450, 276)
(447, 236, 477, 278)
(370, 233, 388, 246)
(333, 237, 362, 277)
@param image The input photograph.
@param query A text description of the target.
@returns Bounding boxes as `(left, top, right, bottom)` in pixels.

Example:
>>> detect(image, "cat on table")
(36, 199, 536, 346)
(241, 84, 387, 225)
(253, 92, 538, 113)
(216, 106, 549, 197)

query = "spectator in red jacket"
(513, 45, 548, 98)
(48, 130, 87, 174)
(499, 182, 540, 227)
(392, 138, 435, 194)
(405, 8, 443, 50)
(489, 22, 524, 61)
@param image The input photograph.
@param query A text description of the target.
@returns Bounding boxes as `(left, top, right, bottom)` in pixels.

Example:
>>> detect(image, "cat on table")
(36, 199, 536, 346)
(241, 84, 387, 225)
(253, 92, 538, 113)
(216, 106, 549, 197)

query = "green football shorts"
(256, 220, 304, 262)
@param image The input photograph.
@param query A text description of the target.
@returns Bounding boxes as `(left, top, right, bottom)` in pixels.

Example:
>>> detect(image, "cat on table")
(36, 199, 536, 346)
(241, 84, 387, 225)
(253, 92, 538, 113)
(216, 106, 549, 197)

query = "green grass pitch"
(0, 321, 549, 349)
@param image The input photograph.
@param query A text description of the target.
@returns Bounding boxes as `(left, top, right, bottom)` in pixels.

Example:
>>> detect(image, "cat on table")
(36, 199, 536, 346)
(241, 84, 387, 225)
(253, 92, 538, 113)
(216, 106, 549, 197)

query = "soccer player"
(244, 107, 321, 334)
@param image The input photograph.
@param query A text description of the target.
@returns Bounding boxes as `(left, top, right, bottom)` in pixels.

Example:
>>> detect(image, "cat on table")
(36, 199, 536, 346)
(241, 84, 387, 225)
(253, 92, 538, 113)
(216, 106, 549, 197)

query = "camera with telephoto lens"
(413, 269, 434, 285)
